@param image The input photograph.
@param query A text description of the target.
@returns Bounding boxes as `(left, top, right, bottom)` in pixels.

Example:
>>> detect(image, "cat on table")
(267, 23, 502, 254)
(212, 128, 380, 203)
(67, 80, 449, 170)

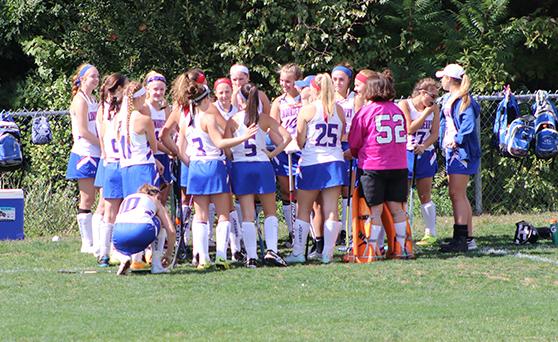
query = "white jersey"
(214, 100, 239, 120)
(300, 101, 344, 166)
(185, 111, 224, 161)
(337, 91, 356, 136)
(119, 111, 156, 168)
(148, 103, 166, 155)
(405, 99, 435, 151)
(115, 193, 157, 225)
(70, 92, 101, 157)
(101, 103, 120, 163)
(230, 111, 269, 163)
(278, 94, 303, 138)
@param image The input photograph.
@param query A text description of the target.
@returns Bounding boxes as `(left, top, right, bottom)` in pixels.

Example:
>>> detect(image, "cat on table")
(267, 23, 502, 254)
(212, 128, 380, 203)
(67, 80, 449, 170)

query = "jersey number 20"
(375, 114, 406, 144)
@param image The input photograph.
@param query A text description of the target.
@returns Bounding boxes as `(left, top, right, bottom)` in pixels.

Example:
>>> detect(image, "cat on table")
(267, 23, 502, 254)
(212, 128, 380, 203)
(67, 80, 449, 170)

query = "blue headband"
(75, 64, 93, 86)
(147, 75, 167, 84)
(332, 66, 353, 78)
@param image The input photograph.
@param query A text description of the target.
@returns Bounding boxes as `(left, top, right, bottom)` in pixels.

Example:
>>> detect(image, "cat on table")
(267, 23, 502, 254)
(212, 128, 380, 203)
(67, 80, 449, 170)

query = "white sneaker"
(285, 253, 306, 264)
(467, 238, 478, 251)
(307, 250, 322, 261)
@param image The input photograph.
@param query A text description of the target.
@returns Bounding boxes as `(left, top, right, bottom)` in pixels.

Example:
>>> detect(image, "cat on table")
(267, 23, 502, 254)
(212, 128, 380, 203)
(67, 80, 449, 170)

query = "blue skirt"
(179, 161, 189, 189)
(445, 149, 480, 175)
(120, 163, 158, 197)
(113, 217, 160, 256)
(231, 161, 276, 195)
(94, 160, 105, 188)
(103, 162, 124, 199)
(187, 159, 230, 195)
(407, 149, 438, 179)
(296, 161, 346, 190)
(271, 151, 301, 177)
(66, 153, 99, 180)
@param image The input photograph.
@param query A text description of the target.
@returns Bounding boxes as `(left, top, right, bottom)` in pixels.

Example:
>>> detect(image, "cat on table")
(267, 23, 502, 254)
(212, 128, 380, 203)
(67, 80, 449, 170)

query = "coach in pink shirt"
(348, 70, 410, 257)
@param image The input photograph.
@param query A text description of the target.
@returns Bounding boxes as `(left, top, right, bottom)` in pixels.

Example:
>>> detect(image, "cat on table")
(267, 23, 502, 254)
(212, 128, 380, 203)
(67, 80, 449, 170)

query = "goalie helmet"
(514, 220, 540, 245)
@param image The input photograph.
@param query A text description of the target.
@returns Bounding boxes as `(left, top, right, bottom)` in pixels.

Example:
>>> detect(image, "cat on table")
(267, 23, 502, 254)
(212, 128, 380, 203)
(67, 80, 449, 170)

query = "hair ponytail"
(447, 74, 471, 113)
(241, 83, 260, 126)
(315, 73, 336, 120)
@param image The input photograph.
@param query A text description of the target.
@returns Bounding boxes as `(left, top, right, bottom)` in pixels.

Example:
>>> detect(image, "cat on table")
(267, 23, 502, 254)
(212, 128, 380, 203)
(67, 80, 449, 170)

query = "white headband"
(133, 87, 146, 98)
(230, 64, 249, 76)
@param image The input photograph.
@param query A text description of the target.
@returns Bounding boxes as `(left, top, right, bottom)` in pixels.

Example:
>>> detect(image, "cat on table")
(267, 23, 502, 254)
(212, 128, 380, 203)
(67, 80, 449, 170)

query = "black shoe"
(246, 258, 258, 269)
(264, 250, 287, 267)
(439, 237, 468, 253)
(232, 251, 245, 264)
(336, 230, 346, 245)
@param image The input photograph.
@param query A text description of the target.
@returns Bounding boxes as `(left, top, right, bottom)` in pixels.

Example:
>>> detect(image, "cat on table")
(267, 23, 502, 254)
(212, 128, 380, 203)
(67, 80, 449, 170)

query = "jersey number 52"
(375, 114, 406, 144)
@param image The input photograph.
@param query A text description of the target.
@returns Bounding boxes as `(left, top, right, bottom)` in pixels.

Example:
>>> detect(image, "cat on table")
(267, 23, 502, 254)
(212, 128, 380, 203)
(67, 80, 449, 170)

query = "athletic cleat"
(307, 250, 322, 261)
(264, 250, 287, 267)
(215, 256, 230, 270)
(196, 262, 211, 270)
(439, 237, 468, 253)
(246, 258, 258, 269)
(108, 254, 120, 266)
(467, 238, 478, 251)
(232, 251, 246, 264)
(131, 261, 148, 271)
(285, 253, 306, 264)
(416, 234, 438, 247)
(98, 256, 110, 268)
(116, 260, 131, 275)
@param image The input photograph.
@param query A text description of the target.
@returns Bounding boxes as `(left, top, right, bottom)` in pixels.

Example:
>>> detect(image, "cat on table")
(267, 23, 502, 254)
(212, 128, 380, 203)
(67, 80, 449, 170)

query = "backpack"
(0, 120, 23, 171)
(31, 116, 52, 144)
(532, 91, 558, 159)
(493, 87, 520, 156)
(505, 116, 535, 158)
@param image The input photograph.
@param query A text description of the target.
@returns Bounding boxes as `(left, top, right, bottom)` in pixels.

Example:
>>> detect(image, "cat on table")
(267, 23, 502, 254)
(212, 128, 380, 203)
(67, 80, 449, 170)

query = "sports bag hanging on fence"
(532, 90, 558, 159)
(505, 116, 535, 158)
(493, 85, 520, 156)
(31, 116, 52, 144)
(0, 120, 23, 171)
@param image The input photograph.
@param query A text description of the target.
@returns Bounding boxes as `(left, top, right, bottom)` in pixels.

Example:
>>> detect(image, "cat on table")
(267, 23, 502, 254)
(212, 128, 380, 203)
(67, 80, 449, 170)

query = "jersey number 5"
(375, 114, 406, 144)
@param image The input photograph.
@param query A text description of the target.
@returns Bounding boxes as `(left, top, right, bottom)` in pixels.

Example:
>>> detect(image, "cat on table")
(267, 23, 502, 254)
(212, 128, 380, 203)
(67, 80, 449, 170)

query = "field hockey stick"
(345, 160, 354, 252)
(255, 202, 265, 260)
(287, 152, 296, 248)
(408, 153, 418, 231)
(171, 159, 189, 268)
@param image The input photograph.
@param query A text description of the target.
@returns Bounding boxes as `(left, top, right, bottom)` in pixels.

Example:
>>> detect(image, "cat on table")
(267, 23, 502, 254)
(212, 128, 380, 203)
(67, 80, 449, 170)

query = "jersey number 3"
(375, 114, 406, 144)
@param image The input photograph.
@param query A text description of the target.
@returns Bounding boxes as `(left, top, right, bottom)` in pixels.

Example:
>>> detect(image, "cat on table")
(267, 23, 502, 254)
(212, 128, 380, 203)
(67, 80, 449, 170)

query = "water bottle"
(550, 219, 558, 246)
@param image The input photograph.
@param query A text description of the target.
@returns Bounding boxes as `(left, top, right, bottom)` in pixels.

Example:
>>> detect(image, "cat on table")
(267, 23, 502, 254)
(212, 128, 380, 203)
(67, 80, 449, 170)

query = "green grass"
(1, 216, 557, 341)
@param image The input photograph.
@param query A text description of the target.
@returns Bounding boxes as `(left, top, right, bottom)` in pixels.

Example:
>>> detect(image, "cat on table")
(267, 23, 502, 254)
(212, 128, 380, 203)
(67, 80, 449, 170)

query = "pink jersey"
(348, 101, 407, 170)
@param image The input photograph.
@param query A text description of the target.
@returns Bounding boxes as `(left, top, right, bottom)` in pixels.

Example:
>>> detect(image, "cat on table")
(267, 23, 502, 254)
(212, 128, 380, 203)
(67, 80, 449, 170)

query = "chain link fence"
(2, 91, 558, 219)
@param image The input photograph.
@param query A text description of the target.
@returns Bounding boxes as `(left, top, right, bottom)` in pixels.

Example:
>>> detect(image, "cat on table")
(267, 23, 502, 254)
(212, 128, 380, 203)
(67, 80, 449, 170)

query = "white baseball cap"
(435, 63, 465, 80)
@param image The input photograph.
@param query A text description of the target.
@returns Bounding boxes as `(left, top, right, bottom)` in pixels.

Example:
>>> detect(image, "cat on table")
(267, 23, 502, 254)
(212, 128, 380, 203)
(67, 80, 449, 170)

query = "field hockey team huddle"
(66, 61, 481, 275)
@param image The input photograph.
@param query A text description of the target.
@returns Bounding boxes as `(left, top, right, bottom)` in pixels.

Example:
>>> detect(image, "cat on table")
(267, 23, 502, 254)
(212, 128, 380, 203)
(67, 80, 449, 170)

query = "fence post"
(474, 112, 483, 215)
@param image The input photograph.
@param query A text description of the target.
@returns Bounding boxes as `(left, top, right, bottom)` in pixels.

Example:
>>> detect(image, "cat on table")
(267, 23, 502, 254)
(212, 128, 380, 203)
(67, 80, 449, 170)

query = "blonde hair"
(279, 63, 303, 80)
(144, 70, 167, 107)
(123, 81, 143, 146)
(71, 63, 93, 97)
(315, 73, 336, 118)
(138, 183, 160, 196)
(448, 74, 471, 113)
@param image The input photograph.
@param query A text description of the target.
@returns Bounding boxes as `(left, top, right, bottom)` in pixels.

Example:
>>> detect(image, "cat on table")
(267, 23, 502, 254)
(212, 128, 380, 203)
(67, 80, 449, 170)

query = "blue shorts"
(179, 162, 189, 189)
(231, 161, 276, 195)
(66, 153, 99, 180)
(445, 150, 480, 175)
(296, 161, 346, 190)
(94, 160, 105, 188)
(120, 163, 158, 197)
(407, 149, 438, 179)
(271, 151, 300, 177)
(113, 217, 160, 256)
(154, 154, 172, 184)
(341, 142, 357, 186)
(102, 162, 124, 199)
(187, 159, 230, 195)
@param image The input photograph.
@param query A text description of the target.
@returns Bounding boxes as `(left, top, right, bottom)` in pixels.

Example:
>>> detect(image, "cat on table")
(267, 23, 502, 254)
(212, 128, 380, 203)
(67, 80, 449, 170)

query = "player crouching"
(112, 184, 176, 275)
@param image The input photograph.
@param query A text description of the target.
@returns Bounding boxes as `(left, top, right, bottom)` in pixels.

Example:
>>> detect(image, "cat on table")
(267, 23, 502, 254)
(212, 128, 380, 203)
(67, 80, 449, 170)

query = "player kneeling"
(113, 184, 176, 275)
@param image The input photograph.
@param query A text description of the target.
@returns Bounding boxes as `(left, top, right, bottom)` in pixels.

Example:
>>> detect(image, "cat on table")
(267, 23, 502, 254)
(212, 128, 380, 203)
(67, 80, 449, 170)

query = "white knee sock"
(340, 198, 348, 232)
(421, 201, 437, 236)
(376, 226, 385, 250)
(229, 210, 241, 254)
(192, 221, 209, 264)
(100, 221, 113, 257)
(394, 221, 407, 251)
(323, 220, 341, 258)
(77, 213, 94, 253)
(216, 221, 230, 259)
(264, 216, 279, 252)
(208, 203, 216, 240)
(150, 229, 166, 268)
(91, 213, 102, 257)
(369, 224, 382, 251)
(282, 204, 293, 235)
(242, 221, 258, 260)
(292, 219, 310, 256)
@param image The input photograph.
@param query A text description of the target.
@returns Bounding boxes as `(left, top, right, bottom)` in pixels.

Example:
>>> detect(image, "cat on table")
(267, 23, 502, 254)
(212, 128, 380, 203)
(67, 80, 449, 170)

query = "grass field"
(1, 215, 557, 341)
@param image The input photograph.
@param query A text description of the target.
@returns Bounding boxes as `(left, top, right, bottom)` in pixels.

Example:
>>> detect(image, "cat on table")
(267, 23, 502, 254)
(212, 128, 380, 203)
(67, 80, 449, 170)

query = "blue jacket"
(439, 94, 481, 161)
